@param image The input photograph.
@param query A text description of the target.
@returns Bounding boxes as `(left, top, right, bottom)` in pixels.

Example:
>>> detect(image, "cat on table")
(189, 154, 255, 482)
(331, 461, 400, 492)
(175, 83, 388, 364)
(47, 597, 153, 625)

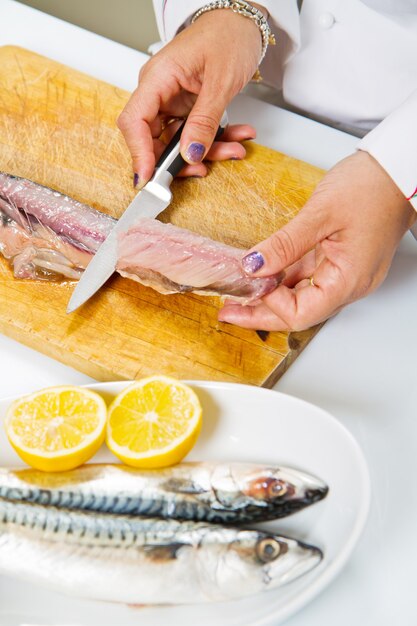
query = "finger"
(280, 248, 326, 288)
(281, 252, 316, 288)
(259, 256, 349, 330)
(205, 141, 247, 161)
(117, 65, 187, 186)
(157, 120, 253, 171)
(222, 297, 248, 307)
(117, 85, 161, 186)
(161, 115, 256, 143)
(149, 116, 165, 138)
(220, 255, 350, 331)
(218, 301, 288, 331)
(220, 124, 256, 142)
(241, 205, 331, 277)
(163, 123, 248, 162)
(153, 138, 208, 177)
(159, 118, 185, 144)
(180, 78, 233, 164)
(177, 163, 208, 177)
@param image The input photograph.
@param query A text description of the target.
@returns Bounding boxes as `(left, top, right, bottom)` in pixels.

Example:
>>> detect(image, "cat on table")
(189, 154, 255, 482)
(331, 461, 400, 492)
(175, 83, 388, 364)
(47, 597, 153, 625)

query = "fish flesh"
(0, 172, 280, 303)
(117, 218, 279, 301)
(0, 462, 328, 523)
(0, 172, 113, 280)
(0, 498, 322, 603)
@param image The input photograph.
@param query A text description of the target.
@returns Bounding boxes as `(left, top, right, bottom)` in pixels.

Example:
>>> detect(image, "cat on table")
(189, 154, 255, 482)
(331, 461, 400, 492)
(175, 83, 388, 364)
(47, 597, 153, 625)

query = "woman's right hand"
(117, 7, 265, 185)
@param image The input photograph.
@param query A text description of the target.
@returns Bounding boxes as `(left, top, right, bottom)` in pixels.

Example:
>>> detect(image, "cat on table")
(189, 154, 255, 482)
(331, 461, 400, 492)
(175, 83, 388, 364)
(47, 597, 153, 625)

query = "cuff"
(254, 0, 300, 89)
(153, 0, 210, 41)
(358, 89, 417, 213)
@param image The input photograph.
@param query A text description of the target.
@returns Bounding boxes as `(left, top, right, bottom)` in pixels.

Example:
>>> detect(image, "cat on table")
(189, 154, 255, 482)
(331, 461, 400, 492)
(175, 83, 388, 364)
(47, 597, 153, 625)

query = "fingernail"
(230, 156, 241, 161)
(242, 251, 264, 274)
(244, 136, 255, 141)
(185, 142, 205, 163)
(133, 173, 139, 188)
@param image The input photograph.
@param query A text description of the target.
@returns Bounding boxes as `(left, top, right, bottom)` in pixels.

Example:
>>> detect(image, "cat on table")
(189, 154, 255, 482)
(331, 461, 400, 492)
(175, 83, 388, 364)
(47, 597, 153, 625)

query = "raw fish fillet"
(0, 172, 113, 280)
(118, 218, 279, 301)
(0, 172, 280, 303)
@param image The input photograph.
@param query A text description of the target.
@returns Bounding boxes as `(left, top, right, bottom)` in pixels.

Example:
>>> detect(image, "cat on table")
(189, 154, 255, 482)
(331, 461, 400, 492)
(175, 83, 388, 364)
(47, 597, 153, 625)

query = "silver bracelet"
(191, 1, 275, 67)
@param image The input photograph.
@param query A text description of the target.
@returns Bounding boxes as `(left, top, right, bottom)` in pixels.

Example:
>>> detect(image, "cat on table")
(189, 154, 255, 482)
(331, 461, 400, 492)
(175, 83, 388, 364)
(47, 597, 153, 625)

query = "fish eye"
(256, 538, 281, 563)
(245, 476, 289, 501)
(267, 480, 287, 498)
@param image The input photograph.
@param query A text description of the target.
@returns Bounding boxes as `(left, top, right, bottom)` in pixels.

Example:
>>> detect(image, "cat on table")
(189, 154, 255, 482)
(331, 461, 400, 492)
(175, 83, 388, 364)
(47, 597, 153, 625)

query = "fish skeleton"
(0, 498, 322, 604)
(0, 462, 328, 523)
(0, 172, 280, 303)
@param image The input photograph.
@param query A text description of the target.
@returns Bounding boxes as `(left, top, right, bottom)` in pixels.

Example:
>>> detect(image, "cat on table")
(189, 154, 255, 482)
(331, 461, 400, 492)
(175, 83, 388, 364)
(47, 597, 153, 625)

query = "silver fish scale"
(0, 462, 329, 524)
(0, 478, 218, 520)
(0, 497, 323, 604)
(0, 499, 226, 548)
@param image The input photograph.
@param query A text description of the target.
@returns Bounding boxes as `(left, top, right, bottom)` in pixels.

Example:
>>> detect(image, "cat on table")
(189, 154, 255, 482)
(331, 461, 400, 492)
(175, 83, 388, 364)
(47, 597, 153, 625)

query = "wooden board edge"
(260, 323, 325, 388)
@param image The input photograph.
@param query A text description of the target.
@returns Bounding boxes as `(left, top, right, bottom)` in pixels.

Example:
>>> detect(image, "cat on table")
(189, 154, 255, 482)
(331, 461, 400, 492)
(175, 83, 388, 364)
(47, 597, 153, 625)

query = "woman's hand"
(219, 151, 417, 331)
(117, 8, 264, 185)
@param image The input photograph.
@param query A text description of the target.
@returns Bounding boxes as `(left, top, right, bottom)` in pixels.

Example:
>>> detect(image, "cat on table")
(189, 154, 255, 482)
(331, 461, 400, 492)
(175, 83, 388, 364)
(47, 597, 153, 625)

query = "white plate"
(0, 381, 370, 626)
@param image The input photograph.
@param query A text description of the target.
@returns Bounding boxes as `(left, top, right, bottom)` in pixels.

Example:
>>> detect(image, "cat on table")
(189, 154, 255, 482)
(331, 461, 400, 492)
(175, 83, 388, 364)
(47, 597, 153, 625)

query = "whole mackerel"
(0, 498, 322, 604)
(0, 462, 328, 523)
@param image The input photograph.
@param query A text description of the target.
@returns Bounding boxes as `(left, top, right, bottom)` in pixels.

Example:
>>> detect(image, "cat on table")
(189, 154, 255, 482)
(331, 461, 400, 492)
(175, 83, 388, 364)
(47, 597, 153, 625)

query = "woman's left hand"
(218, 151, 417, 331)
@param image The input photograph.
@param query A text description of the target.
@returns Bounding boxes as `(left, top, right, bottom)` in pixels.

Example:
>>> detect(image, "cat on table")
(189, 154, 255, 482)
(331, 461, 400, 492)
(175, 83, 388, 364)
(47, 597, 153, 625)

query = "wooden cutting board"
(0, 45, 325, 387)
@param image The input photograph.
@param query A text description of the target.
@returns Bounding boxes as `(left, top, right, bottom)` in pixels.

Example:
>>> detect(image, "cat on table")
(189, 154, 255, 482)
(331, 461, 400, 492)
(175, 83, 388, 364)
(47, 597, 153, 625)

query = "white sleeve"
(358, 90, 417, 214)
(152, 0, 208, 40)
(152, 1, 300, 88)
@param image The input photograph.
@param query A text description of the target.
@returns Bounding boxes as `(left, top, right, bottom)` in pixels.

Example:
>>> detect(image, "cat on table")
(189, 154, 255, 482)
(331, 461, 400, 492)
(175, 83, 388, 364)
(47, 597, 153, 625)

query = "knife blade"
(67, 112, 228, 313)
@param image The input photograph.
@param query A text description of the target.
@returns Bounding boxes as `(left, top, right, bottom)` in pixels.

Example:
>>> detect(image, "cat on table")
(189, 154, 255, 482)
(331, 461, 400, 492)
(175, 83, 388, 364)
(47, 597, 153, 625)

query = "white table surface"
(0, 1, 416, 624)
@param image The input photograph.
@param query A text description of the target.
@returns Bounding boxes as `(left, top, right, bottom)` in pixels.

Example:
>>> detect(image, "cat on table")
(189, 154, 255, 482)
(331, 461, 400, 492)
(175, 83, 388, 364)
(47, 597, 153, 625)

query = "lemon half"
(106, 376, 202, 468)
(5, 386, 107, 472)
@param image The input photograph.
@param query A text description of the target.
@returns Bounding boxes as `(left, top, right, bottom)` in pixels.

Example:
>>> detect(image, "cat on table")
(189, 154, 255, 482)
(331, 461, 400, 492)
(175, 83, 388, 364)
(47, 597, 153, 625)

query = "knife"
(67, 111, 228, 313)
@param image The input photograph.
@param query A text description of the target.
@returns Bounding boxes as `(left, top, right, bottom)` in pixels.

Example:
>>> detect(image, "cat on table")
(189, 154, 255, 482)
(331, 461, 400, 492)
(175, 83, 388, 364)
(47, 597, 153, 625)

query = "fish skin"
(0, 498, 323, 604)
(0, 172, 114, 251)
(0, 172, 281, 302)
(0, 462, 328, 524)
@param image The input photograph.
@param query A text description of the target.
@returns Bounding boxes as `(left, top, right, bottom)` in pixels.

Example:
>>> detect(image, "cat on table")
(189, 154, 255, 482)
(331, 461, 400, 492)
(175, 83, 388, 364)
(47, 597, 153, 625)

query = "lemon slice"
(5, 386, 107, 472)
(107, 376, 202, 468)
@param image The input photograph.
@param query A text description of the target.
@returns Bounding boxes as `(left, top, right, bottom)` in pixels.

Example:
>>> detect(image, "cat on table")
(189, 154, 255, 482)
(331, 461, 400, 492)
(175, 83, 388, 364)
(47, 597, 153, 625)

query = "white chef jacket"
(152, 0, 417, 213)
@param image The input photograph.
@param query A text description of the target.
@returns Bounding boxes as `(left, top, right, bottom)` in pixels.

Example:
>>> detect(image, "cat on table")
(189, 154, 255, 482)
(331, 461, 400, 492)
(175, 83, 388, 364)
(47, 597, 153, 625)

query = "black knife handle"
(155, 113, 228, 180)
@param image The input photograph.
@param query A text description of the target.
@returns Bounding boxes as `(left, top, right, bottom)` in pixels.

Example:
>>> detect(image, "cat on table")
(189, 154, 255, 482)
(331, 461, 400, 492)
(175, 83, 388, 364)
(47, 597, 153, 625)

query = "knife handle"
(154, 111, 229, 181)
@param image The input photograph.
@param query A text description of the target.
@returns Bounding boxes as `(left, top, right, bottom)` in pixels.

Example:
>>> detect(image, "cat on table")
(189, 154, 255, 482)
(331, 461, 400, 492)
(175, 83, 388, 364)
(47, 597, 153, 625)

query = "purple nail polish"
(185, 142, 205, 163)
(133, 173, 139, 188)
(242, 251, 265, 274)
(230, 156, 241, 161)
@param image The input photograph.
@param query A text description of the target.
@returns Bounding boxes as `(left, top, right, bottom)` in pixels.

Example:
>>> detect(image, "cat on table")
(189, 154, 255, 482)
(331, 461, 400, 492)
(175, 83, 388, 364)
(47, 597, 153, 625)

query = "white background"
(0, 1, 416, 624)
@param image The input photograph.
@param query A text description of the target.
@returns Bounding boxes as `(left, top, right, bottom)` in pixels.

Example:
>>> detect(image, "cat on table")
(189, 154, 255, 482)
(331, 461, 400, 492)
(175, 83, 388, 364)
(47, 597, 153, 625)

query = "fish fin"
(143, 542, 188, 561)
(0, 195, 27, 230)
(162, 478, 206, 495)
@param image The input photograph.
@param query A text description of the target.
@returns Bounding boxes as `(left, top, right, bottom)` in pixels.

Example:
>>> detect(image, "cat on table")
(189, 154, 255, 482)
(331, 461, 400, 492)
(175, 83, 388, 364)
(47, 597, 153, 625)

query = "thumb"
(241, 209, 328, 277)
(180, 80, 232, 164)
